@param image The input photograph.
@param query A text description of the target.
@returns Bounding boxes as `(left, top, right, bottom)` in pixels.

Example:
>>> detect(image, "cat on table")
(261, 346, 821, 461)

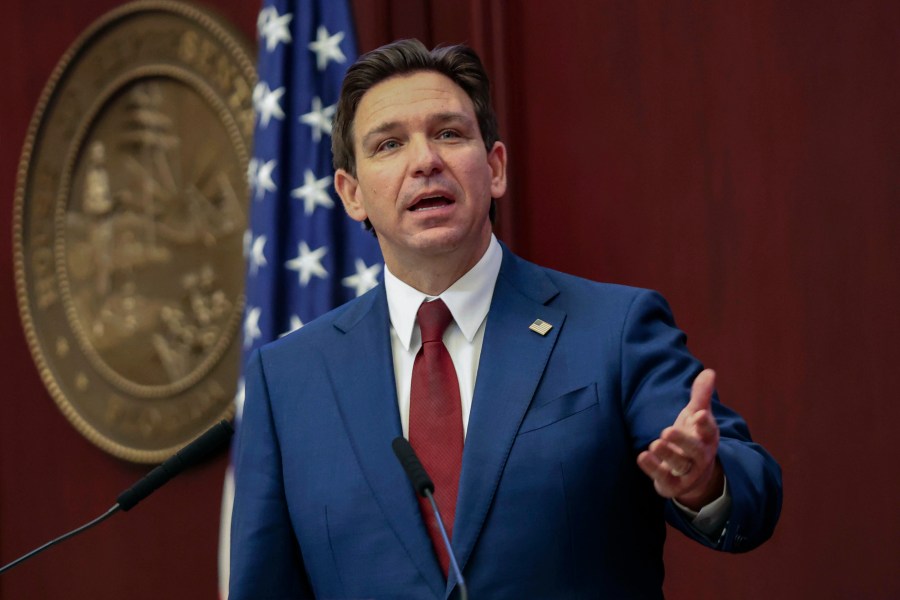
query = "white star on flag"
(299, 96, 336, 142)
(308, 26, 346, 71)
(247, 158, 259, 196)
(258, 6, 293, 51)
(234, 378, 246, 416)
(285, 241, 328, 286)
(249, 235, 268, 275)
(342, 259, 383, 297)
(242, 229, 253, 259)
(280, 315, 304, 338)
(291, 169, 334, 215)
(253, 82, 286, 127)
(243, 306, 262, 348)
(254, 159, 278, 199)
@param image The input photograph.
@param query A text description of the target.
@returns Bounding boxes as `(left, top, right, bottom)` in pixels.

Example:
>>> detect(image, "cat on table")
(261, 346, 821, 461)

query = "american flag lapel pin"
(529, 319, 552, 336)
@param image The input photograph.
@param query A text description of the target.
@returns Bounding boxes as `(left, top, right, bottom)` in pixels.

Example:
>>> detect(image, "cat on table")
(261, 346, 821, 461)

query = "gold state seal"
(14, 1, 257, 462)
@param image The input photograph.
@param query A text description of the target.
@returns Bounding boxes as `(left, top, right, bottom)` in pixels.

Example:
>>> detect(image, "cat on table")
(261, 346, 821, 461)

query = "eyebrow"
(360, 112, 474, 148)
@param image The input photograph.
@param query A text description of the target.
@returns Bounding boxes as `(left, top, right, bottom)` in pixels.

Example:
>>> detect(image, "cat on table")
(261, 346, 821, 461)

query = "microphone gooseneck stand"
(0, 420, 233, 575)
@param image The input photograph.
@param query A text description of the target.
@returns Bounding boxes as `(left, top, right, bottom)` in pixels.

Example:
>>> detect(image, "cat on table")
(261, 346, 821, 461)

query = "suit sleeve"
(229, 349, 315, 599)
(619, 289, 783, 552)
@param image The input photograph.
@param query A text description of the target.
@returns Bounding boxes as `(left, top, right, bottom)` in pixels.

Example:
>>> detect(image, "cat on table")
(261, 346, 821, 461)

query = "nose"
(410, 137, 443, 177)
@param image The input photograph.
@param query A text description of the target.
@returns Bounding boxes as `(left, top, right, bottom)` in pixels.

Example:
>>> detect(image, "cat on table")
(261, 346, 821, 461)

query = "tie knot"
(417, 299, 453, 343)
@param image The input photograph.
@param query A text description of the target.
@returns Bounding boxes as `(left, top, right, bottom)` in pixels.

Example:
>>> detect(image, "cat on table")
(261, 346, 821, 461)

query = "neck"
(385, 235, 492, 296)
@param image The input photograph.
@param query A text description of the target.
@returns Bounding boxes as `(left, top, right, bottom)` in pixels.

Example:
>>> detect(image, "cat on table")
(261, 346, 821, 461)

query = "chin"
(420, 227, 490, 256)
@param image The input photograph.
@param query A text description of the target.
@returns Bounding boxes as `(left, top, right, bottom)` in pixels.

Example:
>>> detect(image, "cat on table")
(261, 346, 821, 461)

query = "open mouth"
(408, 195, 454, 211)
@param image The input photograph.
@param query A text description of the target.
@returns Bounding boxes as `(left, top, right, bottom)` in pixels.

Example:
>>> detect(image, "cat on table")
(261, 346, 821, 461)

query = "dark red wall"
(2, 1, 898, 598)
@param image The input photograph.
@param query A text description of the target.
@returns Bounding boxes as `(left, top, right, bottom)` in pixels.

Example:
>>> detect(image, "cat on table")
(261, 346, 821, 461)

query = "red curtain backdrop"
(1, 1, 897, 598)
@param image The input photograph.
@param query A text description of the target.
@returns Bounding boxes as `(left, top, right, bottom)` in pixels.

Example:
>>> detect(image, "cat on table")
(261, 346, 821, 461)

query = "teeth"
(410, 195, 451, 211)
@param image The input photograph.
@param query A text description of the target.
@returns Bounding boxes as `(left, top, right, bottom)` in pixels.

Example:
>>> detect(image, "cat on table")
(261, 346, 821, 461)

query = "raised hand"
(636, 369, 724, 510)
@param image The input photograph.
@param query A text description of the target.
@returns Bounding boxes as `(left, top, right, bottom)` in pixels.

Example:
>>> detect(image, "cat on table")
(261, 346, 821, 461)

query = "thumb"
(686, 368, 716, 414)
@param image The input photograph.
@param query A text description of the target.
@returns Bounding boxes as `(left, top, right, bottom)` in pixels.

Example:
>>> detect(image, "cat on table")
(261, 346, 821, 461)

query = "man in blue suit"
(230, 40, 782, 599)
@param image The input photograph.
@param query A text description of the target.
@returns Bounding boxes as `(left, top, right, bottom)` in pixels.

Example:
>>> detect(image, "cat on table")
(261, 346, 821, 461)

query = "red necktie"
(409, 299, 463, 577)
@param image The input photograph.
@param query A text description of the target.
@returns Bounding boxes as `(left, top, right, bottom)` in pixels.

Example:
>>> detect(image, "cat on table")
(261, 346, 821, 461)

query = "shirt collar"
(384, 234, 503, 351)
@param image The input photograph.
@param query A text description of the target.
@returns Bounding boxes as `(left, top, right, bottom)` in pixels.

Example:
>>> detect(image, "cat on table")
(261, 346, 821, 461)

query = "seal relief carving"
(14, 1, 257, 462)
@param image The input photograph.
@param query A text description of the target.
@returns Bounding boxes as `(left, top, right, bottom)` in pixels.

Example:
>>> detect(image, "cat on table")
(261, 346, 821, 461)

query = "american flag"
(218, 1, 382, 595)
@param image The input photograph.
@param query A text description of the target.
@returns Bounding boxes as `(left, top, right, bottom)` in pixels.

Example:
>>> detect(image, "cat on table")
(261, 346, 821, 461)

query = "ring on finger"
(671, 461, 693, 477)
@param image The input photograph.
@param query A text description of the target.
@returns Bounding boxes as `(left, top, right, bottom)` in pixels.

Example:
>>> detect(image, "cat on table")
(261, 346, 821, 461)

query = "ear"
(334, 169, 367, 223)
(487, 141, 508, 198)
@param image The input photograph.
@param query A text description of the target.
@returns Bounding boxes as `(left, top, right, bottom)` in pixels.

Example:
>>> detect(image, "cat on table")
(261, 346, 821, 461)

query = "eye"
(438, 129, 461, 140)
(375, 139, 401, 153)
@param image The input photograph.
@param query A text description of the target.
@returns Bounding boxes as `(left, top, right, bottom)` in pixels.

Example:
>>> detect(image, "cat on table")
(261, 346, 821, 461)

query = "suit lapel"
(448, 248, 566, 592)
(326, 286, 445, 596)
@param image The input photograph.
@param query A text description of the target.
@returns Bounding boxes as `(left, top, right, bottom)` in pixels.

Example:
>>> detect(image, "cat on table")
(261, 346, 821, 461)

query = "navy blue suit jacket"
(230, 246, 782, 599)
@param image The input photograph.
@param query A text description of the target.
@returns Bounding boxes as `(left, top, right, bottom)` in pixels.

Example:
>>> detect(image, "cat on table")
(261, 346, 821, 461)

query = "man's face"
(335, 71, 506, 273)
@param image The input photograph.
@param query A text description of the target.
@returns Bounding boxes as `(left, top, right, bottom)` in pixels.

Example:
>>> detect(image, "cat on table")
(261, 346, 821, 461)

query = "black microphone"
(0, 420, 234, 575)
(392, 437, 469, 600)
(117, 419, 234, 510)
(392, 436, 434, 497)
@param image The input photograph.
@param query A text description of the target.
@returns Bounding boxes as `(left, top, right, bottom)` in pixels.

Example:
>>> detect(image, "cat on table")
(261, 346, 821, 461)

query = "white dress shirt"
(385, 235, 503, 439)
(383, 234, 729, 536)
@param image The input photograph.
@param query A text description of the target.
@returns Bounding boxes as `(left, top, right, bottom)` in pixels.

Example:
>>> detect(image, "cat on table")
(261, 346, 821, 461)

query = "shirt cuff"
(672, 476, 731, 537)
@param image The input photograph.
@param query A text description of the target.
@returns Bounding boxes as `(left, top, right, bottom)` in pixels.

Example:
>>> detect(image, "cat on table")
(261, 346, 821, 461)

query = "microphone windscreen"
(116, 420, 234, 510)
(392, 436, 434, 497)
(170, 419, 234, 471)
